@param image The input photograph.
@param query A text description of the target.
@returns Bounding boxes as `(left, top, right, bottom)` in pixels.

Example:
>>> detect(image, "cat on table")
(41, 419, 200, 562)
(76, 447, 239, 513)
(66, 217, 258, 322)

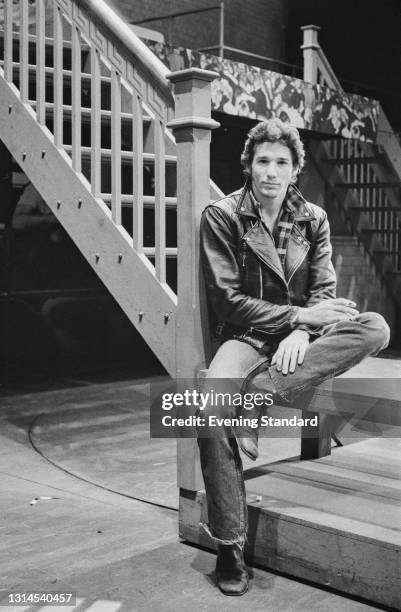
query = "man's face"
(250, 141, 297, 205)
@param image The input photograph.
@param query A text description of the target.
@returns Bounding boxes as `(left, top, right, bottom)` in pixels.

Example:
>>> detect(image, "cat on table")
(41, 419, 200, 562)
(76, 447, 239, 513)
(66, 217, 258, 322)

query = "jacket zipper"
(241, 241, 247, 269)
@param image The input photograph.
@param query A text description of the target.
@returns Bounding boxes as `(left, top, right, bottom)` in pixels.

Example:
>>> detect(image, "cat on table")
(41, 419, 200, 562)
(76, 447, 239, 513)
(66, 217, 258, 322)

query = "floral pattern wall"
(146, 41, 379, 143)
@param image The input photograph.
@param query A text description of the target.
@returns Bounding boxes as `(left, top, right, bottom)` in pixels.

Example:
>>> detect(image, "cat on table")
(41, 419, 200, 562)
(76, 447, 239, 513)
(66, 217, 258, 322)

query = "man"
(198, 118, 390, 596)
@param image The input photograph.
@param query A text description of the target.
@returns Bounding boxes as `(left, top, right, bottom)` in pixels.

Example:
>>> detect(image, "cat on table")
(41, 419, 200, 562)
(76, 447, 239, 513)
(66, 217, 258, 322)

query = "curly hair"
(240, 118, 305, 176)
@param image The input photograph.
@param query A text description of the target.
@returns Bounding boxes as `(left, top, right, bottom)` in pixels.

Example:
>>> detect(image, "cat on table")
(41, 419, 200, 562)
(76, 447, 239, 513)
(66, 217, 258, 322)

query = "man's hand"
(297, 298, 359, 328)
(271, 329, 310, 375)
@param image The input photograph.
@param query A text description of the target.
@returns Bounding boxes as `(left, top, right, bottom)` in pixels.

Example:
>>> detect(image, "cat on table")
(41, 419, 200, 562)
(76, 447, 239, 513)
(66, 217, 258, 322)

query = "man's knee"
(357, 312, 390, 352)
(206, 340, 261, 379)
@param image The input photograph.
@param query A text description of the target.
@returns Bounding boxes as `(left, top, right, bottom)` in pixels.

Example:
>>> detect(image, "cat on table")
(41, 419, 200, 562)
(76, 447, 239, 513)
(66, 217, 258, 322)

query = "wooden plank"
(180, 490, 400, 609)
(132, 93, 144, 252)
(111, 70, 121, 226)
(245, 474, 400, 530)
(53, 3, 63, 147)
(319, 452, 401, 481)
(259, 460, 401, 501)
(71, 25, 81, 172)
(90, 47, 101, 197)
(35, 0, 46, 125)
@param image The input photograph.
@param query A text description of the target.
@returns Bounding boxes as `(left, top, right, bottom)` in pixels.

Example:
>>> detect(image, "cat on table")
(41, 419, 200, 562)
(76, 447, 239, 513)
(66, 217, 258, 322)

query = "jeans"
(197, 312, 390, 546)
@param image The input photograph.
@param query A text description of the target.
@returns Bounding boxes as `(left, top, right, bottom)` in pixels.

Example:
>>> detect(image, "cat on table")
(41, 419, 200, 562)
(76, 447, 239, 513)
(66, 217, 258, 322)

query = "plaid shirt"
(250, 184, 303, 269)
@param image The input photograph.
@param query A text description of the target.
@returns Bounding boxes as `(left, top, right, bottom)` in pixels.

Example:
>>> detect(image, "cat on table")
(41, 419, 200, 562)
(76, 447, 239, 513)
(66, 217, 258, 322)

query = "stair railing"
(301, 24, 401, 275)
(0, 0, 220, 380)
(301, 25, 341, 90)
(301, 24, 401, 184)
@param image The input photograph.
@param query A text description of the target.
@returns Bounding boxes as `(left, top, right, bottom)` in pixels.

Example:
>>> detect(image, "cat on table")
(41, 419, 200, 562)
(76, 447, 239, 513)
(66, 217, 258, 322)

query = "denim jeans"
(197, 312, 390, 546)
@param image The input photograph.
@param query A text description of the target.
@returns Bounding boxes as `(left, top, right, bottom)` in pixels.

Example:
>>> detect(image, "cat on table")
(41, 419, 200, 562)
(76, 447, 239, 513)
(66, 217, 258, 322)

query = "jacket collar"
(236, 179, 316, 222)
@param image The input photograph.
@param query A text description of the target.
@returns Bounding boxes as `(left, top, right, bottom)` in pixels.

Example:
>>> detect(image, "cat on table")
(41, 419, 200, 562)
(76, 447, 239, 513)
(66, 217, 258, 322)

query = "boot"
(215, 543, 249, 596)
(237, 404, 261, 461)
(237, 363, 273, 461)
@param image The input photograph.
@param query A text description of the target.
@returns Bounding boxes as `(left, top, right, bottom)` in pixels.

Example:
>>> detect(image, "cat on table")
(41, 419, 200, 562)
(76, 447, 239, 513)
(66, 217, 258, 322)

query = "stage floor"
(0, 375, 397, 611)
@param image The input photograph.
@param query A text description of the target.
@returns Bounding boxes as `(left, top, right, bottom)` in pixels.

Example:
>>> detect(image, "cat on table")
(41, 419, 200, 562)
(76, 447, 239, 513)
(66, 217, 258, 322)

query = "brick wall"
(107, 0, 288, 61)
(331, 236, 395, 335)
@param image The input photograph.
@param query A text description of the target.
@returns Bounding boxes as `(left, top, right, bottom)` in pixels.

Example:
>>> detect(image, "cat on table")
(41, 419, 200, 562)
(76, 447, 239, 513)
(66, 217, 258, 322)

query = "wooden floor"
(0, 376, 397, 611)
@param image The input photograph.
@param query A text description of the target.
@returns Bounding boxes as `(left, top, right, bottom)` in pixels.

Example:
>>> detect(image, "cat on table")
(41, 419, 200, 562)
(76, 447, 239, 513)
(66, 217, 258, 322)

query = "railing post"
(301, 24, 320, 84)
(167, 68, 219, 491)
(219, 2, 225, 59)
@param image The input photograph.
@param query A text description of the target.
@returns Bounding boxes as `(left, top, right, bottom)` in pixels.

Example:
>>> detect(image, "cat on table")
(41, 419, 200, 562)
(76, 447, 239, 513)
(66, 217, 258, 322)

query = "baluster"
(377, 189, 383, 229)
(369, 163, 375, 227)
(91, 47, 101, 197)
(361, 146, 366, 212)
(132, 94, 144, 252)
(53, 3, 63, 146)
(353, 141, 358, 200)
(383, 193, 389, 249)
(111, 70, 121, 225)
(154, 118, 166, 283)
(71, 25, 81, 172)
(19, 0, 28, 102)
(36, 0, 45, 124)
(4, 0, 13, 82)
(346, 139, 351, 184)
(390, 202, 395, 256)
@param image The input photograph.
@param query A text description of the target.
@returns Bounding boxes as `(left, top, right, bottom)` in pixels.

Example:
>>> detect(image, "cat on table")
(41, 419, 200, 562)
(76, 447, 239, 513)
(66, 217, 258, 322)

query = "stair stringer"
(0, 74, 177, 376)
(308, 140, 401, 310)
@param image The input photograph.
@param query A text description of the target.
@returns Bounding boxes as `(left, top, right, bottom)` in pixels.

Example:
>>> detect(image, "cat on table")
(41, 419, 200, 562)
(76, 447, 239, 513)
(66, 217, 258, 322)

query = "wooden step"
(180, 438, 401, 609)
(336, 182, 400, 189)
(324, 156, 383, 165)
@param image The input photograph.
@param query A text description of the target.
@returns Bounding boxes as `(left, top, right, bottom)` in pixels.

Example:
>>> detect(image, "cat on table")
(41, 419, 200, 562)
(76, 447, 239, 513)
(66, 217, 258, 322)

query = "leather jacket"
(200, 181, 336, 345)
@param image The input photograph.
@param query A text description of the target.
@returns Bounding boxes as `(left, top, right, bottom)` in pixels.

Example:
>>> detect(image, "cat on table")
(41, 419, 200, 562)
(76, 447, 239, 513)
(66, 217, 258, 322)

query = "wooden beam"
(167, 68, 219, 491)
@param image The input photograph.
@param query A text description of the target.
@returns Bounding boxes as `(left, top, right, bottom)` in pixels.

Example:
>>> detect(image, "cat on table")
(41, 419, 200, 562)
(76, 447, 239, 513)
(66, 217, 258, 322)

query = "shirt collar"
(236, 179, 316, 222)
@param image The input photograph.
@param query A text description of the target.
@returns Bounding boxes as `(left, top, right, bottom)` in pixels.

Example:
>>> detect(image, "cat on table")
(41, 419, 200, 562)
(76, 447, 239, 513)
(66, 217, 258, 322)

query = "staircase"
(0, 0, 221, 377)
(302, 25, 401, 321)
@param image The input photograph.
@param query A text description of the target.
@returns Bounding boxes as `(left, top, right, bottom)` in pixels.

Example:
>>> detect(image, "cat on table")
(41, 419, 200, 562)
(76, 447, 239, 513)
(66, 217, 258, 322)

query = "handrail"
(315, 47, 342, 90)
(79, 0, 172, 105)
(301, 25, 342, 90)
(301, 25, 401, 184)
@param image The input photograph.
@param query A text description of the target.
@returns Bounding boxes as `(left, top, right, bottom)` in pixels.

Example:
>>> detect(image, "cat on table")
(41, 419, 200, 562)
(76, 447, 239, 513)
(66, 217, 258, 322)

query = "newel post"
(167, 68, 220, 490)
(301, 24, 320, 84)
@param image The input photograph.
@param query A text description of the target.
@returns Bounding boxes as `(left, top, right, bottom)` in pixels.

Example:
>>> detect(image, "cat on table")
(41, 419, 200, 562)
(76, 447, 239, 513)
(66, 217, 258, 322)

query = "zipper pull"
(216, 322, 224, 337)
(241, 241, 247, 268)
